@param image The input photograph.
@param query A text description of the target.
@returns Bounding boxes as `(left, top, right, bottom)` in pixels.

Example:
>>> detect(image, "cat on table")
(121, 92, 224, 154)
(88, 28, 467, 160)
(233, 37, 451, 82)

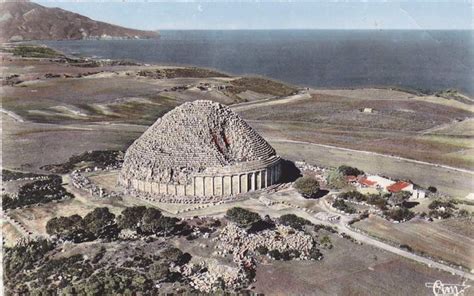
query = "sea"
(42, 30, 474, 96)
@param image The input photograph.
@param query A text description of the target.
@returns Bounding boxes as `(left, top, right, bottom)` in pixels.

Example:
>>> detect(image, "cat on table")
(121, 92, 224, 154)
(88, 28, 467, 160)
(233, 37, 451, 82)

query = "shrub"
(309, 247, 323, 260)
(339, 191, 367, 202)
(46, 215, 83, 236)
(366, 194, 388, 210)
(4, 238, 55, 277)
(389, 191, 411, 206)
(384, 208, 415, 222)
(117, 206, 147, 230)
(337, 165, 364, 176)
(428, 200, 456, 210)
(320, 235, 331, 245)
(294, 176, 320, 198)
(4, 175, 73, 210)
(458, 209, 470, 218)
(279, 214, 311, 230)
(332, 199, 356, 214)
(226, 207, 261, 227)
(83, 207, 116, 238)
(326, 169, 347, 189)
(427, 186, 437, 193)
(256, 246, 268, 255)
(268, 249, 281, 260)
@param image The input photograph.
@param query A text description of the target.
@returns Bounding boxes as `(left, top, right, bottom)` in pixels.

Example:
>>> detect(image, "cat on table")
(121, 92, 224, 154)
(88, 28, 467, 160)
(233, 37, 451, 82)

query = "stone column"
(221, 176, 224, 196)
(251, 172, 256, 191)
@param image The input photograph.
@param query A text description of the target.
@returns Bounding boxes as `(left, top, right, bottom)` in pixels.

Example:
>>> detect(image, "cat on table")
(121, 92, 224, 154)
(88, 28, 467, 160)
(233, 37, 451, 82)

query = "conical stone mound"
(119, 100, 281, 199)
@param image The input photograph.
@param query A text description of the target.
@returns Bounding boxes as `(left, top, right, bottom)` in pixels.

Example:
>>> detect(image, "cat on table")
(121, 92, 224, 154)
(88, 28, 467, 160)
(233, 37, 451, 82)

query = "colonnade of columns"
(125, 162, 281, 197)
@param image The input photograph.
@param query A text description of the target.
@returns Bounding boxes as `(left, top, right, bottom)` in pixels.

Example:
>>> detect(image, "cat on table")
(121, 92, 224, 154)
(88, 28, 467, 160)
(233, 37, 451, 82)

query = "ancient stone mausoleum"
(119, 100, 281, 199)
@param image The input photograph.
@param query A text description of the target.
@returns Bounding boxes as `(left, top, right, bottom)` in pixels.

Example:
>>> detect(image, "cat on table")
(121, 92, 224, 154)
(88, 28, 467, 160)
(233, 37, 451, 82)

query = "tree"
(148, 262, 169, 282)
(326, 169, 347, 189)
(83, 207, 116, 237)
(427, 186, 437, 193)
(389, 191, 411, 206)
(225, 207, 261, 227)
(366, 194, 388, 210)
(384, 208, 415, 222)
(294, 176, 320, 198)
(337, 165, 364, 176)
(117, 206, 146, 230)
(268, 249, 281, 260)
(46, 215, 83, 237)
(339, 191, 367, 202)
(279, 214, 311, 230)
(140, 208, 163, 234)
(332, 199, 356, 214)
(256, 246, 268, 255)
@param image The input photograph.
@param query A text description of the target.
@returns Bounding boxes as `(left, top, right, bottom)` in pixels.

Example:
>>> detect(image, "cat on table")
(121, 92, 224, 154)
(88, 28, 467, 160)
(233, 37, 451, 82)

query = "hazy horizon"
(34, 1, 472, 31)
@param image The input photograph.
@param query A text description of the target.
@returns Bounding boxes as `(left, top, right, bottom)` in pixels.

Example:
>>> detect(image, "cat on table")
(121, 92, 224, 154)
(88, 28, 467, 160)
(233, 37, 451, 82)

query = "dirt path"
(312, 199, 474, 280)
(232, 92, 312, 112)
(1, 108, 25, 122)
(179, 190, 473, 281)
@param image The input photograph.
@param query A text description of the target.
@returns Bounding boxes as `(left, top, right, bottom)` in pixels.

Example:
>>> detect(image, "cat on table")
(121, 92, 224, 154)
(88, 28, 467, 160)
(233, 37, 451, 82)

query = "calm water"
(43, 30, 474, 96)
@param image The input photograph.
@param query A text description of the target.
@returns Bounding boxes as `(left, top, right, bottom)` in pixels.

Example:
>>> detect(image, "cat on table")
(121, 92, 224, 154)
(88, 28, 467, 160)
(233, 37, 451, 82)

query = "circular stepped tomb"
(119, 100, 281, 200)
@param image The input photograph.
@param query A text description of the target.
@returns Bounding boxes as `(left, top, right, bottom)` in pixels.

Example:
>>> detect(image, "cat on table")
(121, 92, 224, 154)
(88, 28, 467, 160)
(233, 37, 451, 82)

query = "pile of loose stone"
(70, 170, 121, 200)
(172, 259, 250, 293)
(295, 161, 328, 185)
(214, 223, 315, 262)
(120, 100, 277, 186)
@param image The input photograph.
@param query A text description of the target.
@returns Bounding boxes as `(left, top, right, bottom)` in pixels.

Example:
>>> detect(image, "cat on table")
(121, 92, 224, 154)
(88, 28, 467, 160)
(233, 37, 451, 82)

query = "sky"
(34, 1, 473, 31)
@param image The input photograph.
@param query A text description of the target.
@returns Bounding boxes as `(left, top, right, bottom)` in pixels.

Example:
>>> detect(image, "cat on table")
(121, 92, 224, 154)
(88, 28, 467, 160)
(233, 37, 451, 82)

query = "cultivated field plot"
(238, 89, 474, 169)
(270, 140, 473, 198)
(353, 216, 474, 270)
(1, 52, 293, 126)
(1, 114, 145, 171)
(253, 234, 472, 296)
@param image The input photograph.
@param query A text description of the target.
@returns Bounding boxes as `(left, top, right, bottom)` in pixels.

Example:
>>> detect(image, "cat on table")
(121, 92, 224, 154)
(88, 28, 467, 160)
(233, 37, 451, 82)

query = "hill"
(0, 1, 159, 42)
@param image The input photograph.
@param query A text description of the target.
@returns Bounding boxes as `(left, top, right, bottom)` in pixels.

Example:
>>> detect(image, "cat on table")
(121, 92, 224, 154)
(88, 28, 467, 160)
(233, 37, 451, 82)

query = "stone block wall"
(120, 160, 281, 198)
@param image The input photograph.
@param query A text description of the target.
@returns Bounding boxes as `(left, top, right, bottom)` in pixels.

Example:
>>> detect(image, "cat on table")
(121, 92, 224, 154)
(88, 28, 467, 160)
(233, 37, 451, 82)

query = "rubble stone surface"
(119, 100, 281, 199)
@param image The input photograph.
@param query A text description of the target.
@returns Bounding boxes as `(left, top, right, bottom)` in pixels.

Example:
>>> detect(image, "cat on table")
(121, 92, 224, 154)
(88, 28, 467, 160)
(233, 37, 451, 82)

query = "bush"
(117, 206, 147, 230)
(428, 200, 456, 210)
(458, 209, 470, 218)
(326, 169, 347, 189)
(256, 246, 268, 255)
(46, 215, 84, 237)
(279, 214, 311, 230)
(366, 194, 388, 210)
(294, 176, 320, 198)
(389, 191, 411, 206)
(268, 249, 282, 260)
(83, 207, 116, 238)
(4, 238, 55, 277)
(384, 208, 415, 222)
(226, 207, 261, 227)
(3, 175, 73, 210)
(427, 186, 437, 193)
(309, 247, 323, 260)
(337, 165, 364, 176)
(320, 235, 331, 245)
(332, 199, 356, 214)
(339, 191, 367, 202)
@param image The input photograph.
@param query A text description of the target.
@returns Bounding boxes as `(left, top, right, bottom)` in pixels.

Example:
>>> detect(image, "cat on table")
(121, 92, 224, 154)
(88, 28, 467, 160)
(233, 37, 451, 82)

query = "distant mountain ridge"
(0, 1, 159, 42)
